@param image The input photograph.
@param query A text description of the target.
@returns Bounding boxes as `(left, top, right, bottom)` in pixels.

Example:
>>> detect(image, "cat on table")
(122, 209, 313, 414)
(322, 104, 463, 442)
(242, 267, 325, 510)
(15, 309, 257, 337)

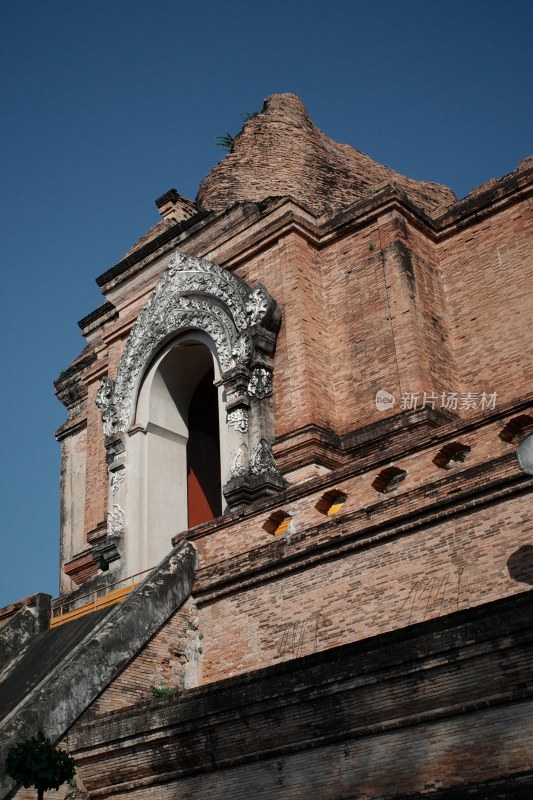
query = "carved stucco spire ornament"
(250, 438, 280, 477)
(95, 376, 114, 409)
(231, 333, 253, 365)
(107, 504, 125, 537)
(246, 286, 271, 325)
(248, 367, 273, 399)
(95, 377, 118, 437)
(230, 446, 247, 478)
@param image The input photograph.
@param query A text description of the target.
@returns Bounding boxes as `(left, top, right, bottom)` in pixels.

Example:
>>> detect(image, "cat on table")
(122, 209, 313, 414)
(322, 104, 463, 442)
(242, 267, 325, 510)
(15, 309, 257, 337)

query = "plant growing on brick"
(214, 133, 235, 152)
(5, 731, 75, 800)
(215, 110, 260, 152)
(150, 684, 177, 698)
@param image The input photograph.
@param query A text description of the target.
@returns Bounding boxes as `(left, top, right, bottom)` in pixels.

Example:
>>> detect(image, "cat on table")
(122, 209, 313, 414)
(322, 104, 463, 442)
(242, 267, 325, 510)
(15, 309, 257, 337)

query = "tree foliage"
(5, 731, 75, 800)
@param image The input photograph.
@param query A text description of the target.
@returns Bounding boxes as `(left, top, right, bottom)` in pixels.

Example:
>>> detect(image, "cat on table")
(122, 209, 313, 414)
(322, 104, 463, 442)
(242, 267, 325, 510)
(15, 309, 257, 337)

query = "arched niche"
(94, 251, 284, 577)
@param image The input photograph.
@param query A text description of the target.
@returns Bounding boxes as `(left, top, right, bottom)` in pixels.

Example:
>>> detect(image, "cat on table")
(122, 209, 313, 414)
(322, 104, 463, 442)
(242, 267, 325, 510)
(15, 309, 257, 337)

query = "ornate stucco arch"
(95, 251, 284, 576)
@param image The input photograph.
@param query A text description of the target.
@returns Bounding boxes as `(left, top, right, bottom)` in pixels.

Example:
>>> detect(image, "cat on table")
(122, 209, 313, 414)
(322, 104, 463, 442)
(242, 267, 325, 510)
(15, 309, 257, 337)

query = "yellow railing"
(50, 568, 153, 628)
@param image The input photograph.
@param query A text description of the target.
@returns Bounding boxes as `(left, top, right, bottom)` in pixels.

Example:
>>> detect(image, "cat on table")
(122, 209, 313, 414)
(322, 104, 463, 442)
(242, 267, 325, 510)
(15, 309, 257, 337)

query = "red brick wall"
(88, 598, 200, 715)
(69, 703, 533, 800)
(197, 490, 531, 683)
(83, 377, 108, 537)
(319, 212, 457, 434)
(77, 411, 532, 700)
(268, 232, 333, 435)
(62, 154, 532, 608)
(62, 592, 533, 800)
(438, 195, 533, 404)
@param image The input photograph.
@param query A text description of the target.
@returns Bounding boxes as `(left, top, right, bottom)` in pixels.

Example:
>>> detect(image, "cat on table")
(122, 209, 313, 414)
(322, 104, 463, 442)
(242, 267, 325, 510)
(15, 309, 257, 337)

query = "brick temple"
(1, 93, 532, 799)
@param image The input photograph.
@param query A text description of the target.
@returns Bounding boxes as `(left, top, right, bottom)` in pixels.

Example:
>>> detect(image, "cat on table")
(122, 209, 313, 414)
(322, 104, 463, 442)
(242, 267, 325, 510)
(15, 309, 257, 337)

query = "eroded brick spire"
(197, 93, 455, 217)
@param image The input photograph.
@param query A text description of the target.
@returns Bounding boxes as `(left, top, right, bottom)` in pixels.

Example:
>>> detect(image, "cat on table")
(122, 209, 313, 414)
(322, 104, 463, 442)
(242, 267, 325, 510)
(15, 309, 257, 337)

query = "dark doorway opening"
(186, 367, 222, 527)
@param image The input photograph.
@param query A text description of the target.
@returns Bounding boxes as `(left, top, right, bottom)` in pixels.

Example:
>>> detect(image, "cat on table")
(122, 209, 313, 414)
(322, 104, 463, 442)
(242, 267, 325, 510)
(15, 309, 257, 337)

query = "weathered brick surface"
(196, 483, 531, 683)
(60, 177, 532, 560)
(82, 377, 108, 537)
(64, 414, 533, 702)
(197, 93, 456, 217)
(438, 198, 533, 405)
(174, 411, 529, 578)
(87, 598, 201, 714)
(39, 94, 533, 800)
(61, 592, 533, 800)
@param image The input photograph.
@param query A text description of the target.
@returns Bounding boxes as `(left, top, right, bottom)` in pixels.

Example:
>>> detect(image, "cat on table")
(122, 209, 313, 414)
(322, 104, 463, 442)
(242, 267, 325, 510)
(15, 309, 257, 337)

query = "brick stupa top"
(197, 93, 456, 217)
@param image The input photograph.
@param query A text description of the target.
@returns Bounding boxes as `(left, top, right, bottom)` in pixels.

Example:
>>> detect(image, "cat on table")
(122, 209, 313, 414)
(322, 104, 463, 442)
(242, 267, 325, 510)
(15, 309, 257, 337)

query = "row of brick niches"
(50, 408, 533, 716)
(83, 409, 533, 718)
(162, 408, 533, 685)
(178, 408, 532, 569)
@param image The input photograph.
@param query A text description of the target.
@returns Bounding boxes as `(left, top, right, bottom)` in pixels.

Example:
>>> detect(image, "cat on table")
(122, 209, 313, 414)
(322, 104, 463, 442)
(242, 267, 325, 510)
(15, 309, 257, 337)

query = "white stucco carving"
(96, 251, 279, 437)
(250, 438, 279, 476)
(95, 376, 118, 437)
(248, 367, 273, 399)
(227, 407, 249, 432)
(230, 446, 247, 478)
(92, 251, 283, 576)
(107, 504, 125, 537)
(110, 469, 125, 496)
(246, 286, 271, 324)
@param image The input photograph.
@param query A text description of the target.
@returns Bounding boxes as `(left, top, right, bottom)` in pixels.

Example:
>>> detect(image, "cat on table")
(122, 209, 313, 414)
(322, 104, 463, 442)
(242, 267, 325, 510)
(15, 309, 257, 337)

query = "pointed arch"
(94, 251, 284, 576)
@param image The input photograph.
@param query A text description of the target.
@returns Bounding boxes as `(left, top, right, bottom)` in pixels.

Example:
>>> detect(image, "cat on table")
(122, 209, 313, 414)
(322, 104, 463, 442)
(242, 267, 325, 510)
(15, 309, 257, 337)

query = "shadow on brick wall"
(507, 545, 533, 585)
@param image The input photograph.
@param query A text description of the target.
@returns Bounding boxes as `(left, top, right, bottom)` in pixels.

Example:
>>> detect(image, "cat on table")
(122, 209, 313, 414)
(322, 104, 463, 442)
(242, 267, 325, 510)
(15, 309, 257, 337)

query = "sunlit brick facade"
(2, 94, 532, 800)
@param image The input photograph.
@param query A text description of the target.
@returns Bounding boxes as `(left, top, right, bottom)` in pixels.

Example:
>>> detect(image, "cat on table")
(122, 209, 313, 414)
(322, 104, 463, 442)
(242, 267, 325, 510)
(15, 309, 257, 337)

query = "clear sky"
(0, 0, 531, 609)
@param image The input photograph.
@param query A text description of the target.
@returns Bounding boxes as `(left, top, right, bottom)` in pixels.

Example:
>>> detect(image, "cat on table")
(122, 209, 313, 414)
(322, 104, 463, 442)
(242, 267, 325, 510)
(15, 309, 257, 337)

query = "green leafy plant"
(150, 685, 177, 698)
(5, 731, 75, 800)
(240, 110, 260, 123)
(214, 133, 235, 152)
(215, 110, 260, 153)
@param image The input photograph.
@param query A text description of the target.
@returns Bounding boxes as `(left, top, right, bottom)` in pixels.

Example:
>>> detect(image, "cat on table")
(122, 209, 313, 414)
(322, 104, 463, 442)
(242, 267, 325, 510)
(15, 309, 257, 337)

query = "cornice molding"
(89, 163, 533, 303)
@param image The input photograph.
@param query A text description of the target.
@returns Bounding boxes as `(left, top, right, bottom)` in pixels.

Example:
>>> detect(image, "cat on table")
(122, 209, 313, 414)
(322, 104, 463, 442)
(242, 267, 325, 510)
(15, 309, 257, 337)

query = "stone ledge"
(0, 594, 51, 674)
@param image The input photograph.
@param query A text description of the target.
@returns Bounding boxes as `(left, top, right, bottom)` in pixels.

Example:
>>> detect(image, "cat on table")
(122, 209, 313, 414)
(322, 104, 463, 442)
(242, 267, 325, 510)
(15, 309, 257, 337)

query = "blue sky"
(0, 0, 531, 608)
